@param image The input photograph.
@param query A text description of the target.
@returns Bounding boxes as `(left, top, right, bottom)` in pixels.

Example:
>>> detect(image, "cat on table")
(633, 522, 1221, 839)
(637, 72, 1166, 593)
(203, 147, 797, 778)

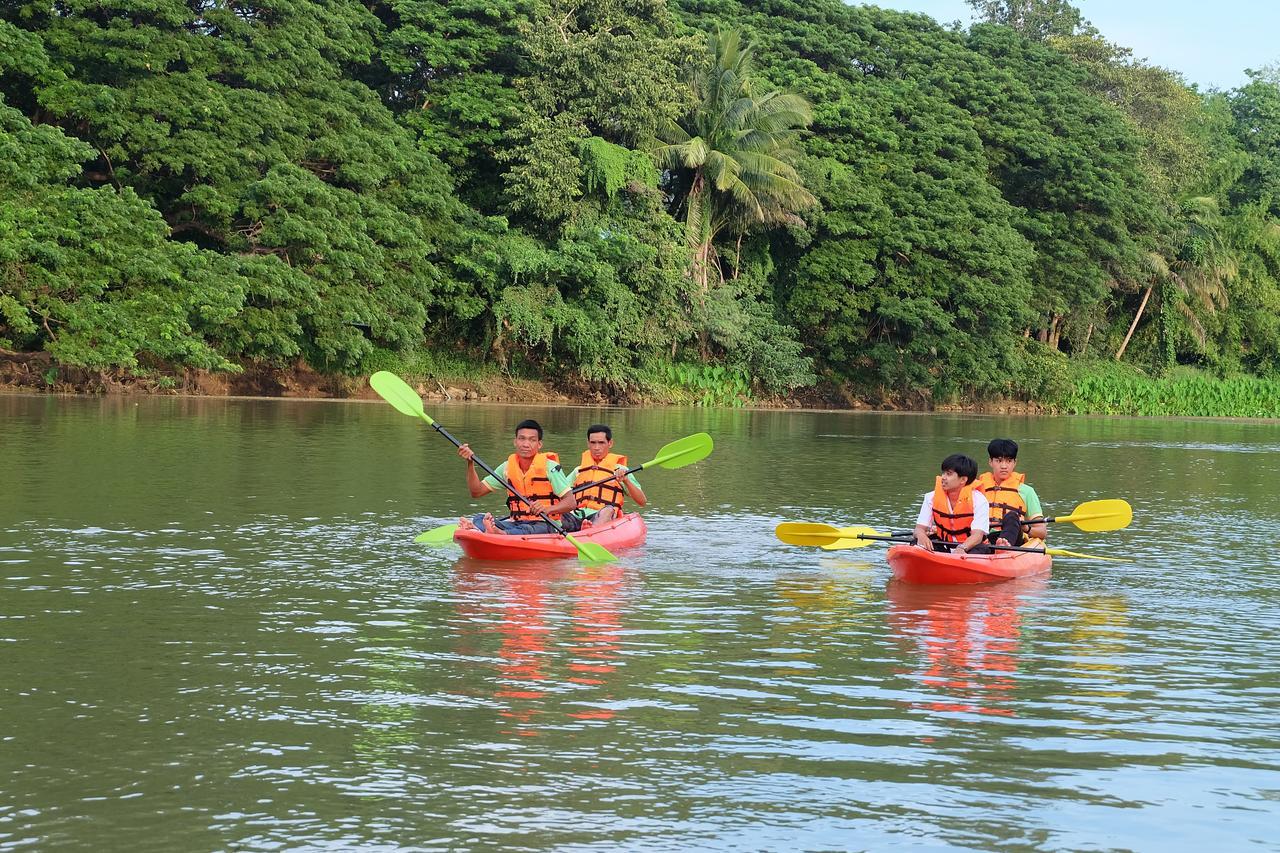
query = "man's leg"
(988, 510, 1024, 546)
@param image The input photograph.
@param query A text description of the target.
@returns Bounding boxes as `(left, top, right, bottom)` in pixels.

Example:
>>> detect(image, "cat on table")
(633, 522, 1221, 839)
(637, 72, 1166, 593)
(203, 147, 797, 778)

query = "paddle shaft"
(569, 462, 643, 496)
(852, 531, 1057, 556)
(428, 420, 574, 538)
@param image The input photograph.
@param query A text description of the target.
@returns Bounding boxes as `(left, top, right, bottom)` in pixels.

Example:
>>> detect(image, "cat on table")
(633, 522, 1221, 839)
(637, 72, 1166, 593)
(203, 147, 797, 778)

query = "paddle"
(1024, 499, 1132, 532)
(414, 524, 459, 546)
(569, 432, 714, 496)
(775, 522, 1130, 562)
(775, 523, 894, 548)
(369, 371, 616, 564)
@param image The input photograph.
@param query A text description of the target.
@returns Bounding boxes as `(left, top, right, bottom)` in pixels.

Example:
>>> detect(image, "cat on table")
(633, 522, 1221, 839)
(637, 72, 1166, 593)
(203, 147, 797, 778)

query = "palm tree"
(1116, 196, 1234, 361)
(654, 29, 815, 294)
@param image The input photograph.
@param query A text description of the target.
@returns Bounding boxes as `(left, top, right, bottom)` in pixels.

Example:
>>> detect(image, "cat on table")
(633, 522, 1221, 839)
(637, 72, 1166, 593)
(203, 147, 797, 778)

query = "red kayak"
(453, 513, 648, 561)
(886, 543, 1051, 585)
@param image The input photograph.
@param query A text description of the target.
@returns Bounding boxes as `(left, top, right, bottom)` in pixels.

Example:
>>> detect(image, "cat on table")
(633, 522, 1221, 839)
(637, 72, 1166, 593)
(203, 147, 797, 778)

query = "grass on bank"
(1047, 361, 1280, 418)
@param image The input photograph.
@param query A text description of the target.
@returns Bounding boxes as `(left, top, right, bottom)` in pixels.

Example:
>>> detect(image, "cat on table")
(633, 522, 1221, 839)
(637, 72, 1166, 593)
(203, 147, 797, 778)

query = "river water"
(1, 394, 1277, 850)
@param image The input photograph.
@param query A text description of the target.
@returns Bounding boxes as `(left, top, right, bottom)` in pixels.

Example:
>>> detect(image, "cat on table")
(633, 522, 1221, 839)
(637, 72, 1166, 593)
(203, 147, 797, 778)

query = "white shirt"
(916, 489, 990, 533)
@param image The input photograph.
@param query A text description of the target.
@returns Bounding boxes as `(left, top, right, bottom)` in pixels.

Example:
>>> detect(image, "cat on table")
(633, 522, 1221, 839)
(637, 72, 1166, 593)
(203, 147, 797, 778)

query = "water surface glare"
(1, 395, 1277, 850)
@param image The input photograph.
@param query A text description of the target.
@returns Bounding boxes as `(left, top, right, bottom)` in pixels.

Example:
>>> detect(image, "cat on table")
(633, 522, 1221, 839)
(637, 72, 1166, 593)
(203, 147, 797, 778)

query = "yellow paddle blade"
(776, 523, 894, 548)
(775, 522, 846, 547)
(1053, 499, 1132, 532)
(1045, 547, 1132, 562)
(818, 527, 899, 550)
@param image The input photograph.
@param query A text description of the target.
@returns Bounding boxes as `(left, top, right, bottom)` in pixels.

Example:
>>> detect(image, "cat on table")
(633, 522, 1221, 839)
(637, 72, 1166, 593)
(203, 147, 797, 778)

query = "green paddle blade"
(414, 523, 459, 545)
(646, 432, 714, 469)
(1055, 499, 1133, 532)
(566, 534, 617, 564)
(369, 371, 435, 424)
(1046, 547, 1132, 562)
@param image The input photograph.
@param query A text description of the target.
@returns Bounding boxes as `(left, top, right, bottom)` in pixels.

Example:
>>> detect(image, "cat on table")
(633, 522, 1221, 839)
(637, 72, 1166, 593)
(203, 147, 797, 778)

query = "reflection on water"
(886, 578, 1048, 717)
(452, 559, 633, 735)
(2, 395, 1279, 850)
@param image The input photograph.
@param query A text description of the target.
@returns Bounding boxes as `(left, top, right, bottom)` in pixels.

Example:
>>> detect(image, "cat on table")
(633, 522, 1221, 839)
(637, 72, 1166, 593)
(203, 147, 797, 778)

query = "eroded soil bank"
(0, 351, 1043, 413)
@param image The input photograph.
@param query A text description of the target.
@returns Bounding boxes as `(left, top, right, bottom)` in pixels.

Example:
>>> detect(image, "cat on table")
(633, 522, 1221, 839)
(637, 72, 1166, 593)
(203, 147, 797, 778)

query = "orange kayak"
(453, 513, 648, 560)
(886, 543, 1051, 585)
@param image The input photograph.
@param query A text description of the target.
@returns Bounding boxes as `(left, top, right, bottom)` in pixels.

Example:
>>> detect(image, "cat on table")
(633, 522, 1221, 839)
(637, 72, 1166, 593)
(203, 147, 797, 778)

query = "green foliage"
(1, 0, 1278, 413)
(1054, 362, 1280, 417)
(359, 346, 499, 384)
(579, 136, 656, 199)
(966, 0, 1091, 42)
(654, 27, 816, 292)
(650, 362, 753, 407)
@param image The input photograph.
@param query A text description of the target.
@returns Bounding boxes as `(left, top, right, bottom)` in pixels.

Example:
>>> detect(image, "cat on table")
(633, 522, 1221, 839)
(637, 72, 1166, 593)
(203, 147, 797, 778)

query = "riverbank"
(0, 350, 1052, 413)
(4, 350, 1277, 418)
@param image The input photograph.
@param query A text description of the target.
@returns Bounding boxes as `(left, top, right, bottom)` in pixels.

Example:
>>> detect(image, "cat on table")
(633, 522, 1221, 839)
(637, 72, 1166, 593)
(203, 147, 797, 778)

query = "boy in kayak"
(913, 454, 992, 554)
(456, 419, 581, 535)
(568, 424, 647, 526)
(975, 438, 1047, 548)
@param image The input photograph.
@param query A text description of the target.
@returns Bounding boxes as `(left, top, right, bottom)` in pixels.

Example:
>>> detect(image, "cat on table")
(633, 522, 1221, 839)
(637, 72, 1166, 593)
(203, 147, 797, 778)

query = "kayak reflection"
(886, 576, 1049, 717)
(451, 558, 632, 736)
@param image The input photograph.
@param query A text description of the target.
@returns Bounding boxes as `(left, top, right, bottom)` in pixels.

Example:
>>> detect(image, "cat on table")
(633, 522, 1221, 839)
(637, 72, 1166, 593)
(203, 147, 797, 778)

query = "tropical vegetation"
(1, 0, 1278, 416)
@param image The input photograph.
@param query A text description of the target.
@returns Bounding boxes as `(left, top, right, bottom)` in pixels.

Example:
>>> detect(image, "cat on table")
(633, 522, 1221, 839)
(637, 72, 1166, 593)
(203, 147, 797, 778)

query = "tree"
(966, 0, 1091, 41)
(654, 29, 815, 295)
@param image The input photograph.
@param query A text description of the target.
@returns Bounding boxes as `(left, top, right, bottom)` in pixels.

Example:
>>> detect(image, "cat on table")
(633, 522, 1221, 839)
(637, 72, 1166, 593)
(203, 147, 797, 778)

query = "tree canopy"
(2, 0, 1278, 404)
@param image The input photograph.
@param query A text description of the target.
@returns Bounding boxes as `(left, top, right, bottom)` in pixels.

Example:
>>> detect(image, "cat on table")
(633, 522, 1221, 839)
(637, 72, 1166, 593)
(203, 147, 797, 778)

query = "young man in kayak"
(975, 438, 1047, 548)
(913, 454, 992, 555)
(455, 419, 581, 535)
(568, 424, 647, 526)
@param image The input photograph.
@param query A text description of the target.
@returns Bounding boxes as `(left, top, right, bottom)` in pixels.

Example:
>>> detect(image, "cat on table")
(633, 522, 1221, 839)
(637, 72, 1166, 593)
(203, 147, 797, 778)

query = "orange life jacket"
(931, 477, 976, 543)
(974, 471, 1029, 524)
(504, 452, 562, 521)
(573, 451, 628, 513)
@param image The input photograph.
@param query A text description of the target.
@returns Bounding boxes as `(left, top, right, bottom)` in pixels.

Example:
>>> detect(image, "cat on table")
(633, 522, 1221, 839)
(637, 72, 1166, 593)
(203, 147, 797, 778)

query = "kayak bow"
(454, 513, 648, 561)
(886, 543, 1052, 585)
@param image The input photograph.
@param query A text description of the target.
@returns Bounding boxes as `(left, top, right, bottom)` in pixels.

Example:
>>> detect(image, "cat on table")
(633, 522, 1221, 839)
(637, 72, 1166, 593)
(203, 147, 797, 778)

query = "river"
(1, 394, 1277, 850)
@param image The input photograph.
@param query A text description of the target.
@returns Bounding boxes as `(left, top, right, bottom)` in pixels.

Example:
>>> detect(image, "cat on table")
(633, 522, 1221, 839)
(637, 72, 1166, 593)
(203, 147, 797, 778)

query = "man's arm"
(1022, 484, 1048, 540)
(527, 462, 577, 516)
(960, 491, 990, 553)
(459, 444, 495, 497)
(914, 494, 934, 548)
(620, 470, 647, 507)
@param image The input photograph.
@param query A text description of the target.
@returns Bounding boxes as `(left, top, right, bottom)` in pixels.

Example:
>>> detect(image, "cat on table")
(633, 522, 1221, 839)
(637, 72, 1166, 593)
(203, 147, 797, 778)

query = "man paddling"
(456, 419, 581, 534)
(568, 424, 647, 526)
(974, 438, 1047, 548)
(913, 454, 992, 554)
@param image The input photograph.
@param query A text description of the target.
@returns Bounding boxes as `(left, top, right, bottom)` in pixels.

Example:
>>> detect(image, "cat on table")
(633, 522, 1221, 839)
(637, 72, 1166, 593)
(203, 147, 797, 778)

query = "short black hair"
(941, 453, 978, 484)
(987, 438, 1018, 459)
(514, 419, 543, 440)
(586, 424, 612, 440)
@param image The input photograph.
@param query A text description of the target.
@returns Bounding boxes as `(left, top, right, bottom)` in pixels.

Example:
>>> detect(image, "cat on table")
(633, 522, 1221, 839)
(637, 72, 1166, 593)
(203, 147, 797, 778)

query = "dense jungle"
(2, 0, 1279, 415)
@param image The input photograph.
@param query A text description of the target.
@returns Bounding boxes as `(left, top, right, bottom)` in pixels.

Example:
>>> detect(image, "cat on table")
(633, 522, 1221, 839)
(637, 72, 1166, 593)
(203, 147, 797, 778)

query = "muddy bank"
(0, 351, 1043, 413)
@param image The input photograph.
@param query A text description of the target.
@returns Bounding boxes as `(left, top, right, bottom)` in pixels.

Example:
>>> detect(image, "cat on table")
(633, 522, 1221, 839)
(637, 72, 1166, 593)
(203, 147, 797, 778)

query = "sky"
(868, 0, 1279, 90)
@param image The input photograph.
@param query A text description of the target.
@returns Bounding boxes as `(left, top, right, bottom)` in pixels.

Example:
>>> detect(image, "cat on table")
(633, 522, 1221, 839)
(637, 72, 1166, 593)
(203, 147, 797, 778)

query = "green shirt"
(1019, 483, 1044, 518)
(482, 458, 574, 497)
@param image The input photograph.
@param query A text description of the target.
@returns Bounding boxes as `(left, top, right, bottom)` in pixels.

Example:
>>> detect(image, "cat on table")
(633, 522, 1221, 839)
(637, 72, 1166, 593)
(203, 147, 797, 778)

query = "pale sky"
(867, 1, 1278, 90)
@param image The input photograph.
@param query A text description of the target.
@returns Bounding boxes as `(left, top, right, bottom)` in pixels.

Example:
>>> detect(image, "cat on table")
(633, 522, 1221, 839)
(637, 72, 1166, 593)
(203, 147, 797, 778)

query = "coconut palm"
(1116, 196, 1235, 361)
(654, 29, 815, 294)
